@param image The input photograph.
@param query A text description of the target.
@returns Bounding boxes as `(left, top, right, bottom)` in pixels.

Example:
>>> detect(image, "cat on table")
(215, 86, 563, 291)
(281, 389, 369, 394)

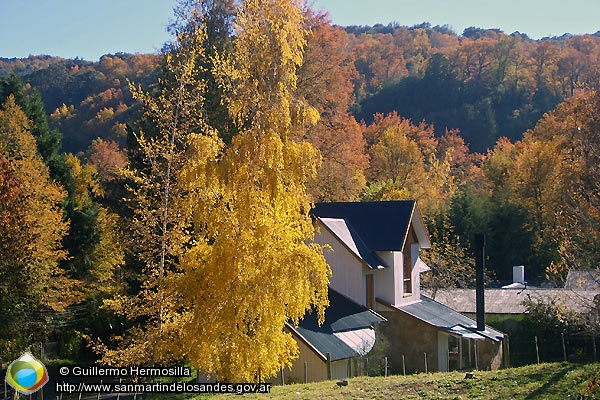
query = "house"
(427, 268, 600, 365)
(428, 287, 598, 317)
(287, 200, 505, 378)
(428, 267, 599, 323)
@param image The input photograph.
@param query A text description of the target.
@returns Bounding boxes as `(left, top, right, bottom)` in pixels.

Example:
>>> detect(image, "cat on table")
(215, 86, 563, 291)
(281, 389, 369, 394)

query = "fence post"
(424, 352, 428, 373)
(594, 336, 597, 362)
(402, 355, 406, 376)
(535, 336, 540, 364)
(304, 362, 308, 384)
(503, 334, 511, 368)
(326, 352, 332, 380)
(96, 380, 102, 400)
(561, 333, 567, 362)
(474, 342, 479, 370)
(347, 358, 351, 379)
(384, 356, 388, 377)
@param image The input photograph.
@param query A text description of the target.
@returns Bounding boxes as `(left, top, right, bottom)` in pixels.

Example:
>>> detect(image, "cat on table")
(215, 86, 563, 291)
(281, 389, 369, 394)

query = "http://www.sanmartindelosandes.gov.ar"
(5, 352, 50, 394)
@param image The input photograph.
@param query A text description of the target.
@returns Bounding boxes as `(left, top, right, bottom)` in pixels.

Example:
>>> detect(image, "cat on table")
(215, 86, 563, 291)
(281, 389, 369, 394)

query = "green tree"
(62, 154, 125, 297)
(421, 214, 476, 298)
(448, 137, 535, 281)
(0, 74, 65, 177)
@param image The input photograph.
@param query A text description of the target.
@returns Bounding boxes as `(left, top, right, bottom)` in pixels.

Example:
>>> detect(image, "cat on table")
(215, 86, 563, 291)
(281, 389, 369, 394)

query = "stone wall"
(379, 310, 438, 374)
(379, 310, 504, 373)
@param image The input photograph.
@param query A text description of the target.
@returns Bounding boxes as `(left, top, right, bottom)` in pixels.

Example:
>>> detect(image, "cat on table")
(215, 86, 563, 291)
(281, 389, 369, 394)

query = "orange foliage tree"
(0, 96, 74, 356)
(299, 12, 368, 201)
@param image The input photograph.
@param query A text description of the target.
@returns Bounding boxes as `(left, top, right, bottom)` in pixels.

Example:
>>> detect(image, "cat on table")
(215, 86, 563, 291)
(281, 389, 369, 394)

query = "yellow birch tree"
(176, 0, 330, 381)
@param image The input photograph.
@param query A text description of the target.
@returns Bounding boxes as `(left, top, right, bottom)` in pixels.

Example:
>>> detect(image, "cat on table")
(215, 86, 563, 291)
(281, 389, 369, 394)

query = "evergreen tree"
(0, 74, 65, 177)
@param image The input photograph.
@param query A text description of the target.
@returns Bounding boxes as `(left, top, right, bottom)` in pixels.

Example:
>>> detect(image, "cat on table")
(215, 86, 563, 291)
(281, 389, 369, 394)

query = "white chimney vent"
(513, 266, 525, 284)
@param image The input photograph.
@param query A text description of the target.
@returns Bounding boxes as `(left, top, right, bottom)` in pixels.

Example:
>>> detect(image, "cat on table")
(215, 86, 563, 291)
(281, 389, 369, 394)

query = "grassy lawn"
(212, 362, 600, 399)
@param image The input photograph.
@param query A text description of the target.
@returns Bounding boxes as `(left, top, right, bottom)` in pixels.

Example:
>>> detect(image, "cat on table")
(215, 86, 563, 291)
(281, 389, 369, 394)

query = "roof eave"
(285, 322, 328, 362)
(404, 202, 431, 250)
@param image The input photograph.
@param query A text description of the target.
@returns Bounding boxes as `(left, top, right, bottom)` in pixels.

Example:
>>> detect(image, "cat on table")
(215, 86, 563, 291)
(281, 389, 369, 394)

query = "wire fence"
(3, 332, 599, 399)
(508, 332, 597, 366)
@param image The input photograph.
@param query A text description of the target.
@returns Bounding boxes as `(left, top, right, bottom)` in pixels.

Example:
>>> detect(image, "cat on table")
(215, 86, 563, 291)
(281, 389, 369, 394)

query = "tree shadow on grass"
(523, 363, 578, 399)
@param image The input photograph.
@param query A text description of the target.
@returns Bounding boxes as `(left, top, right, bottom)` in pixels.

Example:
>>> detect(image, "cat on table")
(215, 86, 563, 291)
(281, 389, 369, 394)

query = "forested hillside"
(1, 0, 600, 380)
(1, 53, 160, 153)
(3, 25, 599, 154)
(349, 24, 600, 152)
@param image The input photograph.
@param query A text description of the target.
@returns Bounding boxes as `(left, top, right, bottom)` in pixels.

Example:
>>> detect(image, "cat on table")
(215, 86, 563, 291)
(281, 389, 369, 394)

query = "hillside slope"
(215, 362, 600, 399)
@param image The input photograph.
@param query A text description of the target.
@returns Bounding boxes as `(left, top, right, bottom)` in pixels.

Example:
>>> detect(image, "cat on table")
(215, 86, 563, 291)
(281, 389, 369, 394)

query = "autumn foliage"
(2, 0, 600, 382)
(0, 96, 73, 354)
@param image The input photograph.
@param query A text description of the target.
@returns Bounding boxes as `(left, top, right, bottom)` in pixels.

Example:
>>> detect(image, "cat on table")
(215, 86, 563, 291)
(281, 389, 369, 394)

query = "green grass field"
(212, 362, 600, 399)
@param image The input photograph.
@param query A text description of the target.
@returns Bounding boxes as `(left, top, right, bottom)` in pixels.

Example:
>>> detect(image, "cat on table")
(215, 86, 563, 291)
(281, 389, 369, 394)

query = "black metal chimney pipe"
(475, 234, 485, 331)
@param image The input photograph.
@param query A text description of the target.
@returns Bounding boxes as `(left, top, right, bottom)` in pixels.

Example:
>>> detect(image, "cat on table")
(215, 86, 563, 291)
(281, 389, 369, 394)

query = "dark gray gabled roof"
(395, 296, 504, 342)
(292, 289, 386, 361)
(427, 288, 598, 315)
(318, 217, 386, 269)
(293, 326, 357, 361)
(312, 201, 417, 252)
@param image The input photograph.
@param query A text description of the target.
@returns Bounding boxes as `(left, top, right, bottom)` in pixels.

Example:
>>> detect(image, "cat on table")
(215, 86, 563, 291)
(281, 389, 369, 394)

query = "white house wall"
(376, 248, 426, 307)
(375, 251, 399, 306)
(315, 222, 367, 306)
(331, 360, 350, 380)
(314, 212, 429, 310)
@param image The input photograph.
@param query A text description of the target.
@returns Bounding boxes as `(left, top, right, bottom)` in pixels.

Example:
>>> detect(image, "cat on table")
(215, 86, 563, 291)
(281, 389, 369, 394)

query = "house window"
(403, 228, 417, 296)
(366, 274, 374, 309)
(403, 252, 412, 295)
